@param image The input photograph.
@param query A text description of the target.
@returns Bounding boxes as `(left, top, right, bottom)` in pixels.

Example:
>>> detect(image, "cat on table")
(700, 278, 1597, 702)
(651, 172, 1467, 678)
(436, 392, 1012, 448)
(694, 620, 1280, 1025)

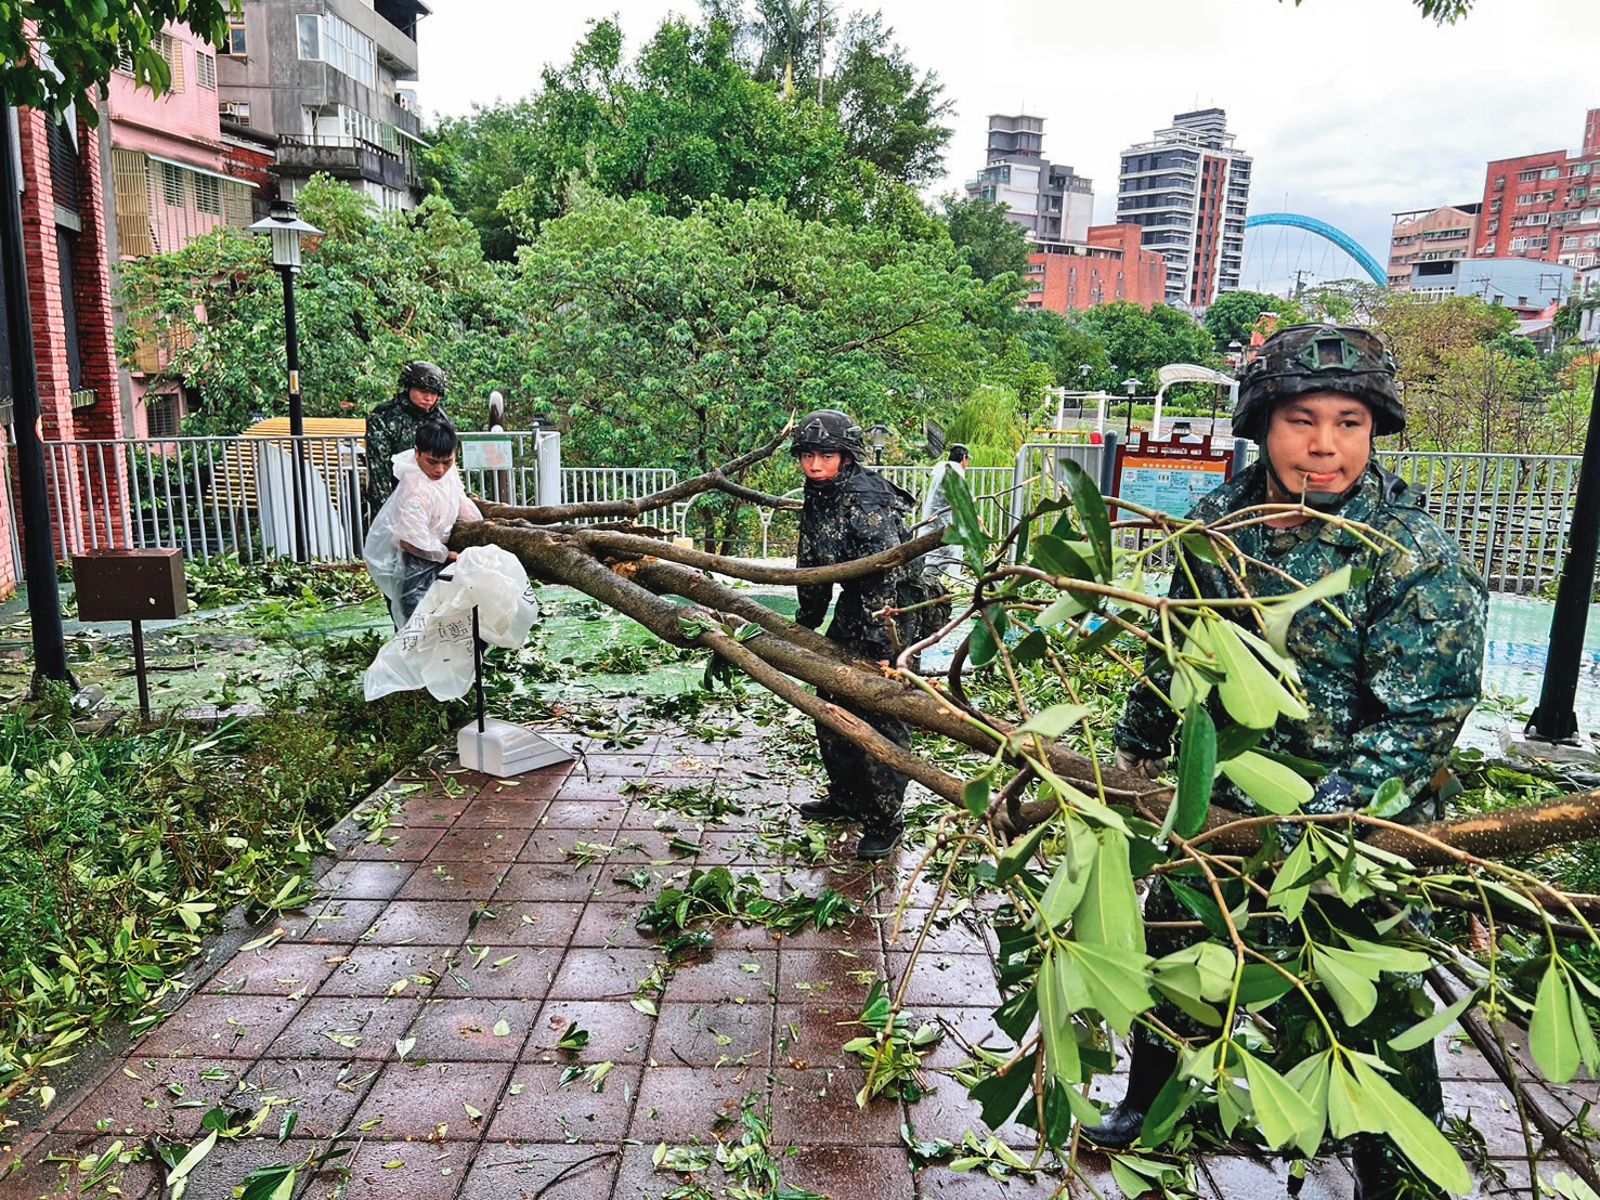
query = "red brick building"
(2, 98, 128, 597)
(1476, 107, 1600, 272)
(1023, 224, 1169, 314)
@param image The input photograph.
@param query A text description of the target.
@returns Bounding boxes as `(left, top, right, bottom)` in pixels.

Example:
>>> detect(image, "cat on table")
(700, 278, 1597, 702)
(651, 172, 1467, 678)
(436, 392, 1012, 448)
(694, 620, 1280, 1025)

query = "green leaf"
(962, 772, 992, 821)
(1309, 946, 1380, 1026)
(1063, 939, 1155, 1035)
(1031, 532, 1098, 582)
(942, 467, 989, 573)
(995, 819, 1052, 885)
(1237, 1046, 1321, 1151)
(1389, 990, 1479, 1053)
(1365, 777, 1412, 819)
(1531, 961, 1581, 1083)
(1154, 942, 1237, 1002)
(1037, 947, 1082, 1087)
(1169, 704, 1217, 840)
(1219, 751, 1313, 816)
(1073, 829, 1145, 953)
(1261, 565, 1353, 656)
(1280, 1049, 1333, 1156)
(968, 1051, 1038, 1128)
(970, 606, 1009, 668)
(1034, 819, 1097, 931)
(1346, 1055, 1472, 1194)
(1059, 459, 1113, 580)
(167, 1129, 218, 1184)
(238, 1165, 296, 1200)
(1208, 620, 1306, 729)
(1270, 833, 1320, 923)
(1237, 963, 1296, 1010)
(1014, 703, 1094, 741)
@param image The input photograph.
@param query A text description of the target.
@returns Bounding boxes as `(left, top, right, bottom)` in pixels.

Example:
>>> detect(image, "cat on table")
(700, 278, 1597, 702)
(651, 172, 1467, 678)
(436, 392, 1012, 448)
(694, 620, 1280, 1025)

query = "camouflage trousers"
(814, 698, 910, 833)
(1139, 877, 1443, 1126)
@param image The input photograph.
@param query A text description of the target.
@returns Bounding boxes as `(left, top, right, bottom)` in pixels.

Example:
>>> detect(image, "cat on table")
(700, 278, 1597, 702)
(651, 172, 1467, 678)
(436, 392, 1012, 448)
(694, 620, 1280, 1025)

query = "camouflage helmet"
(398, 360, 448, 399)
(791, 409, 868, 459)
(1233, 324, 1403, 441)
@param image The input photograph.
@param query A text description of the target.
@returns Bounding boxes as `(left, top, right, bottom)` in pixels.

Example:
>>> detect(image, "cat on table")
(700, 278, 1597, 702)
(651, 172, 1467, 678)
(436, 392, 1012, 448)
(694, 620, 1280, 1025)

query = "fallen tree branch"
(575, 526, 948, 586)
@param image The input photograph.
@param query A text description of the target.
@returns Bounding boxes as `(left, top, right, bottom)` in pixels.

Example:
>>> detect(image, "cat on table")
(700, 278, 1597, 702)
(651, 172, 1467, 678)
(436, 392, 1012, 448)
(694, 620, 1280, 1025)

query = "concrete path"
(3, 721, 1588, 1199)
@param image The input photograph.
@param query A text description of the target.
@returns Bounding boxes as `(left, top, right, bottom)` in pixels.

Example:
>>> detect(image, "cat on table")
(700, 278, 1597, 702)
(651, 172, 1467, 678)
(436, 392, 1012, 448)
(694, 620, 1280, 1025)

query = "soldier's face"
(409, 387, 441, 411)
(1265, 393, 1374, 499)
(800, 450, 844, 481)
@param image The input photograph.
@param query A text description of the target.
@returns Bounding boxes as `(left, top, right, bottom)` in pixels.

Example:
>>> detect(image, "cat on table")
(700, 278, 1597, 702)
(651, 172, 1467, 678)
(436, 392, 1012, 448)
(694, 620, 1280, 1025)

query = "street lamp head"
(1122, 377, 1141, 397)
(248, 199, 322, 270)
(868, 422, 891, 451)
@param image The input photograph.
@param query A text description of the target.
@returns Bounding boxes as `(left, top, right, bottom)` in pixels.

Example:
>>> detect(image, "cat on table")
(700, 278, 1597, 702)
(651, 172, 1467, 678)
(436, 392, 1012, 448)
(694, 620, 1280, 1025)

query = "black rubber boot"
(855, 821, 904, 861)
(1078, 1037, 1178, 1150)
(797, 794, 854, 823)
(1351, 1135, 1440, 1200)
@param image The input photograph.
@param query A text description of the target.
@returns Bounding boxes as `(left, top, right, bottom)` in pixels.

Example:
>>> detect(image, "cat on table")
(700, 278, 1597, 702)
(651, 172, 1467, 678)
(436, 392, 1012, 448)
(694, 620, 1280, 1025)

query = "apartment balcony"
(276, 134, 417, 192)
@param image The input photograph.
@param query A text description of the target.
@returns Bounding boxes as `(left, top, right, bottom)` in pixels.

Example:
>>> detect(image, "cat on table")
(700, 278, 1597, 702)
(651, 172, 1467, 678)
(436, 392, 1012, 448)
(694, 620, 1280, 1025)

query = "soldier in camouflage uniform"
(364, 362, 451, 516)
(1086, 326, 1487, 1200)
(792, 409, 920, 861)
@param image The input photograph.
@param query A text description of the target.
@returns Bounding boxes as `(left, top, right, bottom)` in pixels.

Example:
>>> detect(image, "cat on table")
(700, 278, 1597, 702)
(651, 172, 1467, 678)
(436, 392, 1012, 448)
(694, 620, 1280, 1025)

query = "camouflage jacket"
(364, 395, 452, 513)
(796, 463, 915, 661)
(1117, 461, 1487, 819)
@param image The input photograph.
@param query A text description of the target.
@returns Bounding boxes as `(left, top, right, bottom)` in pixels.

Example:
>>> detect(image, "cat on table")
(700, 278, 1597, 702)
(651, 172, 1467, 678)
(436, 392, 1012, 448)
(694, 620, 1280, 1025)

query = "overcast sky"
(415, 0, 1597, 293)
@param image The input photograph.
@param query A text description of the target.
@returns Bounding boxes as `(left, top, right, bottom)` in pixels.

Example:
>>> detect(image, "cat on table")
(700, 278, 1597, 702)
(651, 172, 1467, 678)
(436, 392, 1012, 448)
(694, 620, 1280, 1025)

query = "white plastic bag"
(363, 544, 539, 702)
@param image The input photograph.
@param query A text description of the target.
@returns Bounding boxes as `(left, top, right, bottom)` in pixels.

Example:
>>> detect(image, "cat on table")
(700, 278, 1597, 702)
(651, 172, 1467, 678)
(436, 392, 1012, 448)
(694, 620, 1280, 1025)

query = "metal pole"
(130, 617, 150, 721)
(472, 604, 485, 734)
(0, 107, 71, 686)
(279, 265, 309, 562)
(1526, 369, 1600, 742)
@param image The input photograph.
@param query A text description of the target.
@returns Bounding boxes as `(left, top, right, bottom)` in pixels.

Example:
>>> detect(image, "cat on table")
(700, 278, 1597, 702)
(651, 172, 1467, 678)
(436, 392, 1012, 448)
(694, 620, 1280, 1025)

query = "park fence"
(4, 432, 1585, 595)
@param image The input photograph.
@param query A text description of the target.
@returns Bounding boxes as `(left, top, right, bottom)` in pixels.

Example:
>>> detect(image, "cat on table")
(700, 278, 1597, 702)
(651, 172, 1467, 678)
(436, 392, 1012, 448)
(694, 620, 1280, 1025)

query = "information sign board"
(1113, 434, 1235, 518)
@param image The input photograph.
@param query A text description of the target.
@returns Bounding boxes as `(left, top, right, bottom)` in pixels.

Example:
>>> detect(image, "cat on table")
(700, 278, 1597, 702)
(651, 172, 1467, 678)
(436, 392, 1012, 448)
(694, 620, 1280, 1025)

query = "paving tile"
(344, 825, 447, 862)
(1198, 1154, 1354, 1200)
(239, 1058, 381, 1139)
(1443, 1079, 1525, 1156)
(628, 1065, 759, 1144)
(606, 829, 700, 865)
(770, 1067, 905, 1146)
(453, 795, 552, 828)
(915, 1163, 1073, 1197)
(350, 1060, 512, 1140)
(774, 1003, 868, 1071)
(264, 996, 423, 1061)
(0, 1135, 164, 1200)
(887, 953, 1001, 1008)
(486, 1063, 643, 1141)
(316, 859, 414, 900)
(165, 1136, 323, 1200)
(317, 944, 452, 997)
(917, 1007, 1011, 1069)
(494, 863, 607, 903)
(586, 867, 691, 904)
(472, 900, 584, 947)
(541, 799, 629, 830)
(571, 901, 656, 949)
(408, 997, 541, 1061)
(482, 766, 572, 802)
(515, 827, 617, 865)
(56, 1056, 246, 1136)
(526, 999, 657, 1064)
(203, 943, 349, 997)
(135, 993, 303, 1059)
(883, 910, 991, 957)
(547, 948, 665, 1002)
(781, 1145, 916, 1200)
(650, 1000, 774, 1067)
(425, 826, 533, 864)
(431, 946, 561, 1000)
(361, 900, 482, 946)
(278, 898, 390, 944)
(666, 949, 777, 1004)
(395, 860, 510, 901)
(575, 754, 655, 779)
(777, 947, 885, 1008)
(613, 1141, 697, 1200)
(457, 1141, 622, 1200)
(336, 1138, 475, 1199)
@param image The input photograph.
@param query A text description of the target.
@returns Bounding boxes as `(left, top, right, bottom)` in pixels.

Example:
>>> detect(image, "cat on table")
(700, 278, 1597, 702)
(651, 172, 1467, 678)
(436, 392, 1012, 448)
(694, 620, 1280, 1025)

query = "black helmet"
(791, 409, 868, 459)
(398, 360, 448, 399)
(1233, 324, 1403, 441)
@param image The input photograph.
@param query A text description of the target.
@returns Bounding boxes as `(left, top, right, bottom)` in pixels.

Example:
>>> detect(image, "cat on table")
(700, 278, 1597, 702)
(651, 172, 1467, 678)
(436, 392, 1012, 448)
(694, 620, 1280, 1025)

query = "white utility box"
(457, 718, 573, 777)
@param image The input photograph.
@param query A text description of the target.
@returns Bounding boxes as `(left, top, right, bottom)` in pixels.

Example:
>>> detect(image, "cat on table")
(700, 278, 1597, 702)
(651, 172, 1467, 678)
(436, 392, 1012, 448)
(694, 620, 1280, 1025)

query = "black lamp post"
(1122, 377, 1142, 441)
(868, 422, 890, 466)
(249, 199, 321, 562)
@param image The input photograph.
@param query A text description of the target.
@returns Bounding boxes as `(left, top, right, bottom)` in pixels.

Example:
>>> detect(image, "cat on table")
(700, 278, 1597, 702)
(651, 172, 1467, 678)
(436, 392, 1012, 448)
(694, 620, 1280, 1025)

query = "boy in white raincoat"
(363, 416, 482, 627)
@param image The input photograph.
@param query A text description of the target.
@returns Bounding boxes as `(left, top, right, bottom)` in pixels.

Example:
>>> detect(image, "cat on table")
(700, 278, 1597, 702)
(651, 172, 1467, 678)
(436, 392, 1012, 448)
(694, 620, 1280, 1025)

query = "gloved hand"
(1115, 747, 1169, 780)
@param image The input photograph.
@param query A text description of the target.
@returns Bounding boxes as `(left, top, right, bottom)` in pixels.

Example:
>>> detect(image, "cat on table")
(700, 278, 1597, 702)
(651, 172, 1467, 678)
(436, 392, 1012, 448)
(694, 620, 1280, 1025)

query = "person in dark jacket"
(792, 409, 919, 861)
(365, 361, 451, 515)
(1083, 325, 1487, 1200)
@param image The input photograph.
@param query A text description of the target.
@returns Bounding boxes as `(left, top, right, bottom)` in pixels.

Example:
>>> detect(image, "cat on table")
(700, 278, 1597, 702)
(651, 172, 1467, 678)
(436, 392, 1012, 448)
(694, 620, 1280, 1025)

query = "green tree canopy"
(1203, 290, 1304, 349)
(1078, 302, 1218, 389)
(940, 195, 1030, 284)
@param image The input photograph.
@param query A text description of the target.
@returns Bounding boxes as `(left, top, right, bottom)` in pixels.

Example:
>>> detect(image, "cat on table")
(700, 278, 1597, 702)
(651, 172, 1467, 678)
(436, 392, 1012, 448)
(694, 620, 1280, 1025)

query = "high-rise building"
(1475, 108, 1600, 273)
(965, 114, 1093, 243)
(1387, 204, 1480, 293)
(1116, 108, 1251, 308)
(217, 0, 429, 212)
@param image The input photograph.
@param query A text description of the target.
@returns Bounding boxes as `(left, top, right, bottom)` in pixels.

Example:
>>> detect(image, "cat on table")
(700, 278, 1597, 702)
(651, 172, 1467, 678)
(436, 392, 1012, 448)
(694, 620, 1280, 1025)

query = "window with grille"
(161, 162, 185, 207)
(195, 174, 220, 215)
(197, 52, 215, 90)
(147, 393, 181, 437)
(158, 33, 184, 92)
